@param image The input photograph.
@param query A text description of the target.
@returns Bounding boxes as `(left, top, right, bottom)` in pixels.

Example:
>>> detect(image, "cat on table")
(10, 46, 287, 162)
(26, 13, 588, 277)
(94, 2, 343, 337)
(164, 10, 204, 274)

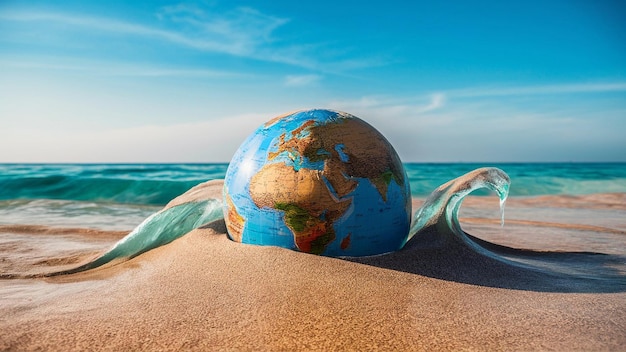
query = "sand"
(1, 184, 625, 351)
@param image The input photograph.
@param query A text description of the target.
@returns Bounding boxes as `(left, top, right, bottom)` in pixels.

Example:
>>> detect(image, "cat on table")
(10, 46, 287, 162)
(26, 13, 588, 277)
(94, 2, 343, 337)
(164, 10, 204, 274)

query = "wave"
(0, 224, 127, 239)
(47, 199, 224, 276)
(0, 163, 229, 206)
(1, 164, 624, 207)
(403, 168, 625, 287)
(0, 199, 159, 231)
(406, 167, 510, 246)
(0, 176, 210, 205)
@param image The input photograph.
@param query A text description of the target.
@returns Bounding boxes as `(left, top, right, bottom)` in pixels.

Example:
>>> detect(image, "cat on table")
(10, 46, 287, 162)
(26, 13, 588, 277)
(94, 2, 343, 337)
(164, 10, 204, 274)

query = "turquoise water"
(1, 163, 624, 285)
(1, 163, 624, 205)
(0, 164, 228, 205)
(405, 163, 626, 196)
(0, 163, 624, 231)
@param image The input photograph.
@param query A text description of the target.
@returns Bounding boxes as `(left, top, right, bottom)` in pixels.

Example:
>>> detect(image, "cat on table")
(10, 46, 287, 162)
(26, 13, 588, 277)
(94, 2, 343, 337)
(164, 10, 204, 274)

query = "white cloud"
(284, 74, 321, 87)
(416, 93, 445, 114)
(329, 93, 446, 117)
(450, 82, 626, 98)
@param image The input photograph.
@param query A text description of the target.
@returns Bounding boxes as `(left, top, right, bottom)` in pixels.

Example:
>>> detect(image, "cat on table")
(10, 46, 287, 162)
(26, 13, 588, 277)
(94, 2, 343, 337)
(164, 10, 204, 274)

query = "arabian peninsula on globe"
(223, 109, 412, 257)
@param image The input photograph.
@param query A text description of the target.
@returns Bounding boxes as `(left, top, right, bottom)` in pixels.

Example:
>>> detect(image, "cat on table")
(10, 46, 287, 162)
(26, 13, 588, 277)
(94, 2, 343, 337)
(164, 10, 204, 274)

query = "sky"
(1, 0, 625, 163)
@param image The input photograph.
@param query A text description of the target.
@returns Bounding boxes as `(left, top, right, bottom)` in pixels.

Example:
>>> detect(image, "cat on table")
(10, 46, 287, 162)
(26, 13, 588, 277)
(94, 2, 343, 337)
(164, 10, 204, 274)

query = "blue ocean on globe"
(222, 109, 412, 257)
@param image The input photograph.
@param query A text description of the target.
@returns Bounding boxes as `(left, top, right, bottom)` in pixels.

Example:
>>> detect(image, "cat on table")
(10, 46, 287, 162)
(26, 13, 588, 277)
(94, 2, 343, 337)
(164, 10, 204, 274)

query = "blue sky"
(1, 0, 625, 162)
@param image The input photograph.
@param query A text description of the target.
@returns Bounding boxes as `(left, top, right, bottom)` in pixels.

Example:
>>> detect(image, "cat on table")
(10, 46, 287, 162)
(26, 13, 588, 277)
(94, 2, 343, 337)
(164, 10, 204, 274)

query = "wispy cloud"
(329, 93, 446, 116)
(0, 57, 251, 78)
(449, 82, 626, 98)
(327, 81, 625, 126)
(0, 10, 256, 55)
(417, 93, 445, 113)
(0, 6, 385, 73)
(284, 74, 321, 87)
(156, 5, 289, 56)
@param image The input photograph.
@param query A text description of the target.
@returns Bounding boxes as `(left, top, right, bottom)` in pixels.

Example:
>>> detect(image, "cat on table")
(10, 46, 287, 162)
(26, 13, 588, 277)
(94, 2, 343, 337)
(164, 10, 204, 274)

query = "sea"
(1, 163, 625, 231)
(1, 162, 625, 288)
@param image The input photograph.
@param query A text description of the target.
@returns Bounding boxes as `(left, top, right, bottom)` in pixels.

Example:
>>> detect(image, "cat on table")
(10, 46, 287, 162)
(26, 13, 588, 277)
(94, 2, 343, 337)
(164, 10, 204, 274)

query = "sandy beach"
(1, 183, 625, 351)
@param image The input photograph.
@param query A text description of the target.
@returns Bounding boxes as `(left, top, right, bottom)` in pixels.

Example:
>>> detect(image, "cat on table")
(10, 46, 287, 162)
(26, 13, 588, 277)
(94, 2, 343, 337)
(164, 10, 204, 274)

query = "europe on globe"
(223, 109, 411, 257)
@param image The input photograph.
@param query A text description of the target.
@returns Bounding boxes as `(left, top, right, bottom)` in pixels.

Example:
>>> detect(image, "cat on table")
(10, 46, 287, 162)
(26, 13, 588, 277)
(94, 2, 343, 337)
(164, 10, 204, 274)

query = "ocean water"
(1, 163, 625, 288)
(0, 163, 625, 231)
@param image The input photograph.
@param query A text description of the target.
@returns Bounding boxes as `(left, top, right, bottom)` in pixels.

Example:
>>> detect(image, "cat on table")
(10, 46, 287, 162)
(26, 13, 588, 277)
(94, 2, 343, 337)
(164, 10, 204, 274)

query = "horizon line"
(1, 161, 625, 165)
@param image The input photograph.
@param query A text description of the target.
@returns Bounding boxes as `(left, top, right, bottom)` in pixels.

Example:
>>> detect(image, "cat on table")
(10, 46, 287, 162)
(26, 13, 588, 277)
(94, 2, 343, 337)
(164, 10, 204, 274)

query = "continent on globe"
(223, 109, 412, 257)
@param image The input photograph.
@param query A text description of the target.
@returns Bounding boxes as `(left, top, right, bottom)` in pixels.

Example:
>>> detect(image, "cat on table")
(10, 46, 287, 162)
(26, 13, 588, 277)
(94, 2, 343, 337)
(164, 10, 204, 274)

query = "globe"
(223, 109, 411, 257)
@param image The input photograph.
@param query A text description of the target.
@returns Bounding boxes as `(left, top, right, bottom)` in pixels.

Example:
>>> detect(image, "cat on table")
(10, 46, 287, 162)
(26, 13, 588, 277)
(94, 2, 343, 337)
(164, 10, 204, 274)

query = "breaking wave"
(47, 199, 223, 275)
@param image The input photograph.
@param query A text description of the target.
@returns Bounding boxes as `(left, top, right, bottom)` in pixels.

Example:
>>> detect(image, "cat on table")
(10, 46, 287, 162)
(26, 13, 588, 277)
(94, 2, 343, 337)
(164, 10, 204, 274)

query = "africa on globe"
(223, 109, 412, 257)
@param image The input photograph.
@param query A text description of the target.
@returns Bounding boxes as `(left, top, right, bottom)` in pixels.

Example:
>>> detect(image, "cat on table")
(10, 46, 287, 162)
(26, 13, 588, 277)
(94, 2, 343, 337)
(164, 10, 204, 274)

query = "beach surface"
(1, 182, 625, 351)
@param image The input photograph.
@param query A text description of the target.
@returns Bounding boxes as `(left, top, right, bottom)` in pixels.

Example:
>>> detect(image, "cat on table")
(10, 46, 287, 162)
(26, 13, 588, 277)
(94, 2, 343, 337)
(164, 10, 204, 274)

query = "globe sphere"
(223, 109, 411, 257)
